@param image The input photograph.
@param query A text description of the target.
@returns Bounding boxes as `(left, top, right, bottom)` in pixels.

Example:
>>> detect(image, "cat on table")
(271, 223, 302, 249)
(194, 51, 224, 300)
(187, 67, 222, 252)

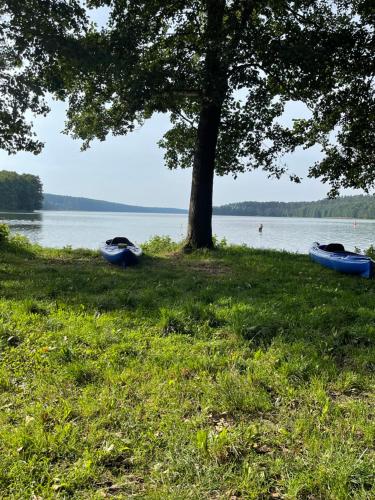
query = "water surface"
(1, 210, 374, 254)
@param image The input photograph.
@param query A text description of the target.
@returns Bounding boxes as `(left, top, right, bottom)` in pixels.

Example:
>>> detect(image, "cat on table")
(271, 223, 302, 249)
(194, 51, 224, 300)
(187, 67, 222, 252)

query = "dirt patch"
(189, 260, 231, 276)
(167, 252, 231, 276)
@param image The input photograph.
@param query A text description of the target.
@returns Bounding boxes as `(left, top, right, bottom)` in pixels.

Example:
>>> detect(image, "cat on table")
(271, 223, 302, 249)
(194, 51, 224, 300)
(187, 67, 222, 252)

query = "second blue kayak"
(309, 242, 373, 278)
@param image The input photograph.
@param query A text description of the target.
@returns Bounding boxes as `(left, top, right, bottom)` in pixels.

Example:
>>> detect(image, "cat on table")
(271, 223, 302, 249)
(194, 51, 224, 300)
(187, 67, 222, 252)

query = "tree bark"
(185, 102, 222, 249)
(185, 0, 226, 249)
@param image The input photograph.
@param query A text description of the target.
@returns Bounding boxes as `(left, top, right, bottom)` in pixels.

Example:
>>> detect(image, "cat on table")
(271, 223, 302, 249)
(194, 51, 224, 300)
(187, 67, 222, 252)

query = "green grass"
(0, 235, 374, 499)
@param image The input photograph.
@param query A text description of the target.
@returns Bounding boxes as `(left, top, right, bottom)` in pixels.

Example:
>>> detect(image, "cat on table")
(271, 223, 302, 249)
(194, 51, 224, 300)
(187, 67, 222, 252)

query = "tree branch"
(172, 90, 201, 98)
(228, 61, 263, 77)
(173, 109, 197, 127)
(227, 0, 254, 54)
(285, 5, 324, 30)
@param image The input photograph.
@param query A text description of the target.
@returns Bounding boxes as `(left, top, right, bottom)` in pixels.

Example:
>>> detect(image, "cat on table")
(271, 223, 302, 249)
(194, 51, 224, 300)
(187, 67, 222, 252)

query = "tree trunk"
(185, 0, 226, 249)
(185, 102, 222, 249)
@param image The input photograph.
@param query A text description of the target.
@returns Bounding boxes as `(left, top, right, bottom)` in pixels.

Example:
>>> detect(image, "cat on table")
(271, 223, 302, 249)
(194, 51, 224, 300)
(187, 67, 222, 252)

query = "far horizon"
(43, 192, 375, 210)
(41, 191, 373, 212)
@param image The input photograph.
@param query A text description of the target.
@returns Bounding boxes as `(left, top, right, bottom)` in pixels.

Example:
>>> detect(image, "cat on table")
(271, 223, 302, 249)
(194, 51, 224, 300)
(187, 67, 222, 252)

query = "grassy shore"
(0, 235, 374, 499)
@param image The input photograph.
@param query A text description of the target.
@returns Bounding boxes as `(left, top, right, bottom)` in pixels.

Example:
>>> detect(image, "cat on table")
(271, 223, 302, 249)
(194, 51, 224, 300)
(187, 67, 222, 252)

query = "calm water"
(1, 210, 374, 254)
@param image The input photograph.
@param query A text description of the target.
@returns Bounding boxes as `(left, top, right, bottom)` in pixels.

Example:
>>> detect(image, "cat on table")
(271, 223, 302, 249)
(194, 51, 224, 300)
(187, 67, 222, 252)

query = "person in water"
(259, 224, 263, 232)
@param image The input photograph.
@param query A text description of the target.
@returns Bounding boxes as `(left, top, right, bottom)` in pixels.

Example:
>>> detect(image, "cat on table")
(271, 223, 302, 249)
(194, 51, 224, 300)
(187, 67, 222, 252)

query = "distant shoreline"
(1, 209, 373, 221)
(42, 193, 187, 214)
(214, 195, 375, 219)
(2, 193, 374, 219)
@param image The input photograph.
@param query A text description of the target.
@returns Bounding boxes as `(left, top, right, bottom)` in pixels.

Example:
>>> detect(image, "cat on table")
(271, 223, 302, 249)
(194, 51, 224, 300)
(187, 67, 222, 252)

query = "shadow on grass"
(0, 242, 162, 312)
(1, 240, 374, 367)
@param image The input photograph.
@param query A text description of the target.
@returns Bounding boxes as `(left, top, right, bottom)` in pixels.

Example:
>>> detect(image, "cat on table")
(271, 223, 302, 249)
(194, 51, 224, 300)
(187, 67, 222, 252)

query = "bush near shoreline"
(0, 234, 374, 498)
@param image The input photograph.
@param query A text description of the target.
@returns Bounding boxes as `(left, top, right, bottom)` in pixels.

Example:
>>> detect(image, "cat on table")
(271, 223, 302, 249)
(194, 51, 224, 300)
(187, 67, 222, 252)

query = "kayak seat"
(106, 236, 134, 246)
(326, 243, 345, 252)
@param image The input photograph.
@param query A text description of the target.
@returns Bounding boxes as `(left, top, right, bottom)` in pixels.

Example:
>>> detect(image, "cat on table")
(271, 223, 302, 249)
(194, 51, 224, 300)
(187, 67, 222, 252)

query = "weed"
(159, 307, 191, 335)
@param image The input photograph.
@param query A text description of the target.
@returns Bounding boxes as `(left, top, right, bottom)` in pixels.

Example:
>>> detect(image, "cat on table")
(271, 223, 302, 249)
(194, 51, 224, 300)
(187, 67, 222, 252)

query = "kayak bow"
(100, 237, 142, 267)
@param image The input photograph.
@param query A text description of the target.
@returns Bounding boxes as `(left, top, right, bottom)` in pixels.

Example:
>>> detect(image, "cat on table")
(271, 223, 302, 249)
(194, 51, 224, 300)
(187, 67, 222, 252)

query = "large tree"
(1, 1, 374, 248)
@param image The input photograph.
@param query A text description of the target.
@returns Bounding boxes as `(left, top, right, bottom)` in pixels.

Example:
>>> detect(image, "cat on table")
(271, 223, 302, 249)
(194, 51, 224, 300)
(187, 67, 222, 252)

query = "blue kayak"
(309, 242, 373, 278)
(100, 237, 142, 266)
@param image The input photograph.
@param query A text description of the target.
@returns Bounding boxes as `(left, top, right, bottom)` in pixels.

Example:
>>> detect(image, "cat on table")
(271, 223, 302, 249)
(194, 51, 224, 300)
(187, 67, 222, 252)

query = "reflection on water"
(0, 211, 42, 221)
(0, 210, 374, 254)
(0, 212, 43, 240)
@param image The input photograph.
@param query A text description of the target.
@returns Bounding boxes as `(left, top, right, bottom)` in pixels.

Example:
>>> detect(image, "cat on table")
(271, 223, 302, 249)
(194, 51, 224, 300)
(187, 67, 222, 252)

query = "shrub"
(364, 244, 375, 260)
(141, 235, 180, 254)
(212, 235, 228, 249)
(0, 223, 10, 243)
(8, 233, 33, 251)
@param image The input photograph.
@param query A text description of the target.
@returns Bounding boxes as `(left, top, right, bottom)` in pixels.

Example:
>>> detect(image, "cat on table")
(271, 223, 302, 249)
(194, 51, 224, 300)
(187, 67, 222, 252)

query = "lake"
(1, 210, 374, 254)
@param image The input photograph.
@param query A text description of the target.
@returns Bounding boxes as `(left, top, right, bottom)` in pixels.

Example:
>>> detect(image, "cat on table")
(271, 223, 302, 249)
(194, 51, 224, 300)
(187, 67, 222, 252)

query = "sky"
(0, 98, 361, 209)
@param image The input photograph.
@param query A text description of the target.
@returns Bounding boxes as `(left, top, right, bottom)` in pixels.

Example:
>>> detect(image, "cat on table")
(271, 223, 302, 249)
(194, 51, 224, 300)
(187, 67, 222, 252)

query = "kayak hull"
(100, 238, 142, 266)
(309, 242, 373, 278)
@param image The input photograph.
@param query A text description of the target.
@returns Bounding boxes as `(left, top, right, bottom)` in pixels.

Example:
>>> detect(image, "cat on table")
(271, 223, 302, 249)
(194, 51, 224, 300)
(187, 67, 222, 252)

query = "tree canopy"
(0, 0, 85, 154)
(60, 1, 374, 188)
(0, 0, 374, 246)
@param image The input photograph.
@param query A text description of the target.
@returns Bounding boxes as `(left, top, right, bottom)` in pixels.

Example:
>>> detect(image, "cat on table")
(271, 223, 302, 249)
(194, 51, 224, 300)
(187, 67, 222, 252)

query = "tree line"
(0, 171, 43, 211)
(214, 196, 375, 219)
(43, 193, 187, 214)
